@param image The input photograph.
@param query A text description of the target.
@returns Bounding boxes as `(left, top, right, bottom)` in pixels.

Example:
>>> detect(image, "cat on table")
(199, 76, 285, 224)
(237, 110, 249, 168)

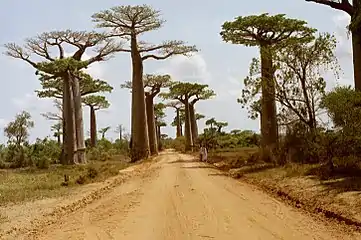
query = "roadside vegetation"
(2, 1, 361, 228)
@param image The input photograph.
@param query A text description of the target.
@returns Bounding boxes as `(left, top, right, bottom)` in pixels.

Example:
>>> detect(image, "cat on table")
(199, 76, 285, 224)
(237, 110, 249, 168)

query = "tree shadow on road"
(181, 165, 216, 169)
(167, 159, 199, 164)
(208, 173, 229, 177)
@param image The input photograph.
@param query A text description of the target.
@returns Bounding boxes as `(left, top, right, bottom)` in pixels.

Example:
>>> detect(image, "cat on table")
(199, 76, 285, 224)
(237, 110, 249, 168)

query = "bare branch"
(305, 0, 354, 15)
(141, 40, 197, 60)
(3, 43, 38, 68)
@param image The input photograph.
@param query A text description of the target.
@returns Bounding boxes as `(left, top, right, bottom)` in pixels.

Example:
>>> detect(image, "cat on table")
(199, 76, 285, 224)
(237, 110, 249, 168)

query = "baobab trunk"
(145, 95, 158, 155)
(71, 75, 87, 164)
(184, 96, 193, 151)
(130, 34, 150, 162)
(189, 104, 198, 144)
(90, 106, 97, 147)
(260, 45, 278, 151)
(157, 125, 162, 151)
(352, 31, 361, 91)
(63, 73, 76, 165)
(176, 108, 181, 138)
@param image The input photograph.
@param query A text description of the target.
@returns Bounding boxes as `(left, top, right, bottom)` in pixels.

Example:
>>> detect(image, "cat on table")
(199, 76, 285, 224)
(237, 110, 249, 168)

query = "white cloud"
(156, 53, 212, 84)
(333, 13, 352, 59)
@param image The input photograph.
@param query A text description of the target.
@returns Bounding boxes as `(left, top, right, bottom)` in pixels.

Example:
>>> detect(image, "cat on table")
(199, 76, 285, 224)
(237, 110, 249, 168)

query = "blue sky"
(0, 0, 353, 143)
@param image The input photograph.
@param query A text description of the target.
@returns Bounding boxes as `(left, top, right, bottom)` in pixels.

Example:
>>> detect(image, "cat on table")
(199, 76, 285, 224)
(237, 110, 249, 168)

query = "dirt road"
(20, 150, 360, 239)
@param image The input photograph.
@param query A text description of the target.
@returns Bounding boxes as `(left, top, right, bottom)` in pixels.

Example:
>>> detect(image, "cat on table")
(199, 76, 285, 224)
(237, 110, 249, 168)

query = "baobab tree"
(220, 13, 315, 153)
(154, 103, 167, 151)
(188, 87, 215, 144)
(161, 82, 209, 150)
(167, 101, 183, 138)
(4, 30, 122, 165)
(305, 0, 361, 90)
(121, 74, 172, 155)
(99, 126, 111, 139)
(92, 4, 198, 161)
(82, 95, 110, 147)
(115, 124, 125, 141)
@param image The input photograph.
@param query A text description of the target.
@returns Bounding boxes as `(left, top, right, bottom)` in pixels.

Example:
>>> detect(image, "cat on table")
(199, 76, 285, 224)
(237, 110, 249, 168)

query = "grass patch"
(0, 158, 129, 206)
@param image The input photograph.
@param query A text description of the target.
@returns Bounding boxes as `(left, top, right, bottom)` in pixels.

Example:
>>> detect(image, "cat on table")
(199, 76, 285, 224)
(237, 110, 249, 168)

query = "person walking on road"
(199, 145, 208, 162)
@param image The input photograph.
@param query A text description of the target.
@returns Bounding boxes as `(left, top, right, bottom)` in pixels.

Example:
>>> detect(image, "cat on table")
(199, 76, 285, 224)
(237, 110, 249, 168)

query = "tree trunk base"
(130, 148, 150, 162)
(76, 148, 87, 164)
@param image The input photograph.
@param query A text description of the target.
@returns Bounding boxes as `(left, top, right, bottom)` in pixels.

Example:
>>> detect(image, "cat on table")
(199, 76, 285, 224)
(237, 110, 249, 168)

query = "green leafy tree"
(321, 85, 361, 133)
(220, 13, 315, 152)
(82, 95, 110, 147)
(240, 32, 338, 132)
(4, 111, 34, 147)
(4, 30, 122, 165)
(92, 5, 198, 161)
(215, 121, 228, 133)
(121, 74, 172, 155)
(305, 0, 361, 90)
(99, 126, 111, 139)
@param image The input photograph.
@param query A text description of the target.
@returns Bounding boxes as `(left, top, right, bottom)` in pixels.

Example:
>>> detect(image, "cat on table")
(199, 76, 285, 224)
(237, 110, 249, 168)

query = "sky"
(0, 0, 354, 143)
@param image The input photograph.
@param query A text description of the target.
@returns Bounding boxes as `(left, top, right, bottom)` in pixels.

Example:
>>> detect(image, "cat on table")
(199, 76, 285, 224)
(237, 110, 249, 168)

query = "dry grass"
(0, 158, 130, 206)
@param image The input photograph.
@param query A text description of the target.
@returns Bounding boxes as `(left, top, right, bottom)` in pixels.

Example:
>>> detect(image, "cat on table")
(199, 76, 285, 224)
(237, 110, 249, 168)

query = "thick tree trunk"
(176, 108, 181, 138)
(90, 106, 97, 147)
(260, 45, 278, 151)
(130, 34, 150, 162)
(63, 73, 76, 165)
(71, 74, 86, 164)
(352, 31, 361, 91)
(157, 125, 162, 151)
(189, 104, 198, 144)
(184, 96, 193, 151)
(145, 95, 158, 155)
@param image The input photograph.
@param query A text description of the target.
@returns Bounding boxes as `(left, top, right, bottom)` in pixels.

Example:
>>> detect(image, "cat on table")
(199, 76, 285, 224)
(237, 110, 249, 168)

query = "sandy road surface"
(20, 150, 360, 240)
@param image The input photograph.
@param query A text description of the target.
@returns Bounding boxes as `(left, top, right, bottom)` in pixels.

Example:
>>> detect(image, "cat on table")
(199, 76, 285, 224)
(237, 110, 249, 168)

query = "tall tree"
(161, 82, 208, 150)
(167, 101, 183, 137)
(82, 95, 110, 147)
(121, 74, 172, 155)
(4, 30, 121, 165)
(115, 124, 125, 141)
(305, 0, 361, 90)
(188, 87, 215, 144)
(220, 13, 315, 153)
(205, 118, 217, 132)
(92, 5, 197, 161)
(154, 103, 167, 151)
(215, 121, 228, 133)
(240, 32, 338, 131)
(99, 126, 111, 139)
